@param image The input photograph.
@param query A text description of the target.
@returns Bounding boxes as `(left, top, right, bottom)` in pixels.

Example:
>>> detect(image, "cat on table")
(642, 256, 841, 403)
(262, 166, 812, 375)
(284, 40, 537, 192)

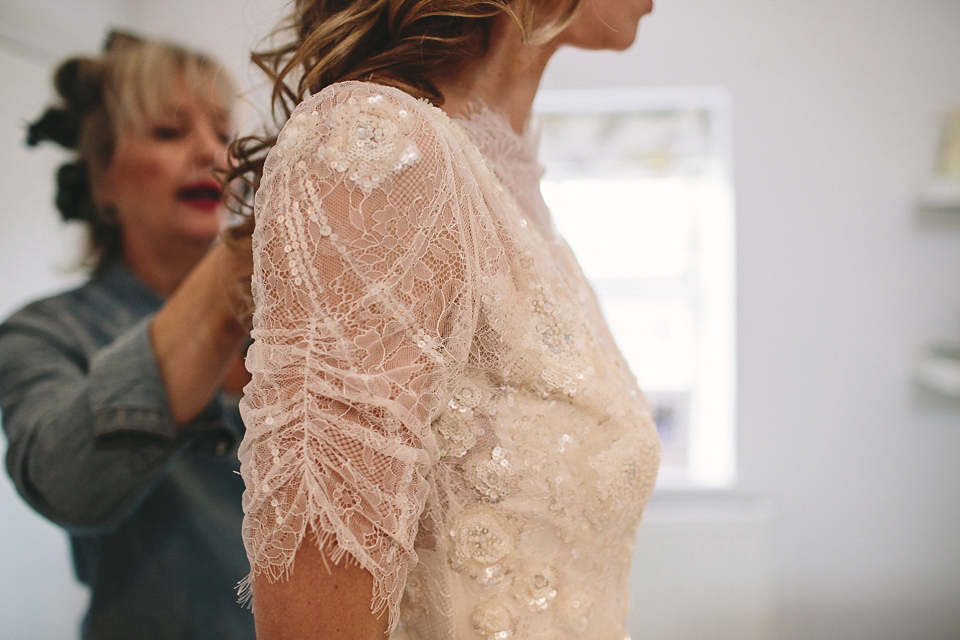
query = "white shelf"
(915, 343, 960, 397)
(917, 176, 960, 210)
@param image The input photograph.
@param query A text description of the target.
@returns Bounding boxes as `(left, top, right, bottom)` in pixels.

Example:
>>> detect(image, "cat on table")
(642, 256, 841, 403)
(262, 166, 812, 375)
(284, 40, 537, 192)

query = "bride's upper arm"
(252, 526, 389, 640)
(239, 82, 478, 635)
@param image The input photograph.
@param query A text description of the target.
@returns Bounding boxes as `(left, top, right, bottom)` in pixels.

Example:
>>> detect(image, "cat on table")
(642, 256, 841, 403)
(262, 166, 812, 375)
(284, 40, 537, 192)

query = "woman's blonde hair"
(27, 30, 236, 273)
(227, 0, 581, 230)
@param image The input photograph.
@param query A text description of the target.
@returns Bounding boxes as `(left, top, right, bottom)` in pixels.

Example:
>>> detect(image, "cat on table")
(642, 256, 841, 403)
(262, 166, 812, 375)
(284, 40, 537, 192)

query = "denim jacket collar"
(95, 261, 165, 313)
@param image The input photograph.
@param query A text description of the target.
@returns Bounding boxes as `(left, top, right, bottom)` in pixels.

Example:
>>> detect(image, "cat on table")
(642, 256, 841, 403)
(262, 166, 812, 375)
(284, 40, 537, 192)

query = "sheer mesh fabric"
(239, 82, 661, 639)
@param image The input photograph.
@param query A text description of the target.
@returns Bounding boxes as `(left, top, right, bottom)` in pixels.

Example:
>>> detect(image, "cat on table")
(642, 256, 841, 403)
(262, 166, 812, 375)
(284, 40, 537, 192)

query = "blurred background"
(1, 0, 959, 638)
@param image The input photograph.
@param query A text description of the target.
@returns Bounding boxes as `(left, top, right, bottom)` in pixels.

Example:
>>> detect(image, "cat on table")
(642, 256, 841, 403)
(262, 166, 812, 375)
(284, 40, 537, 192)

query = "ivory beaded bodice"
(239, 81, 660, 640)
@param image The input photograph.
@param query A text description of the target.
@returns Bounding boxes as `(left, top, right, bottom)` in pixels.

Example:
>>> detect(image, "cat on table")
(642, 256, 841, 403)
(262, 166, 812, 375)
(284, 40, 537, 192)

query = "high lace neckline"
(448, 101, 540, 170)
(449, 102, 555, 239)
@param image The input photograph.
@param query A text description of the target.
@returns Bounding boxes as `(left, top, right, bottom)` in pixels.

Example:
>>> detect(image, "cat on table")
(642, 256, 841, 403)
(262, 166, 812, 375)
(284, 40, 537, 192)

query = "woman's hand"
(150, 241, 252, 425)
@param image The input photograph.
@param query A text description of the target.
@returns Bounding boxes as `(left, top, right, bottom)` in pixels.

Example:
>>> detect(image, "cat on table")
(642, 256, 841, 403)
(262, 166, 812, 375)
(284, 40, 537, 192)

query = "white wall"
(0, 50, 89, 640)
(0, 3, 131, 637)
(1, 1, 959, 639)
(542, 1, 960, 638)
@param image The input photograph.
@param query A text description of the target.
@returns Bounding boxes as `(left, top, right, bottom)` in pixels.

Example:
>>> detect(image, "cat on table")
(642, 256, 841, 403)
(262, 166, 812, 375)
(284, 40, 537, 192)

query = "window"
(534, 88, 736, 487)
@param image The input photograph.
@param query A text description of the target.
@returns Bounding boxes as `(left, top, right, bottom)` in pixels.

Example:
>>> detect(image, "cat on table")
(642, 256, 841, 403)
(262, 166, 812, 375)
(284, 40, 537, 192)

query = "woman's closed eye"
(153, 125, 184, 140)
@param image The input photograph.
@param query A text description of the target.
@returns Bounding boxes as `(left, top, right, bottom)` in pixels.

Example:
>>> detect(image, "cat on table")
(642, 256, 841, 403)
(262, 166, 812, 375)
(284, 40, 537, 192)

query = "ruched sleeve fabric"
(238, 82, 480, 628)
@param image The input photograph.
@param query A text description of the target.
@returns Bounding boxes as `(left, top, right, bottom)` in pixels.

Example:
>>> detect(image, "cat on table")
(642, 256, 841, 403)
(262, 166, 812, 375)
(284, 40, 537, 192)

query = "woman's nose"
(193, 126, 227, 169)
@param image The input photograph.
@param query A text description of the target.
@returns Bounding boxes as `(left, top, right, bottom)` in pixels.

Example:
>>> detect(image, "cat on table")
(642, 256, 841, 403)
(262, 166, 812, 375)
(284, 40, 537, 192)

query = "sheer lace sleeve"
(238, 82, 477, 629)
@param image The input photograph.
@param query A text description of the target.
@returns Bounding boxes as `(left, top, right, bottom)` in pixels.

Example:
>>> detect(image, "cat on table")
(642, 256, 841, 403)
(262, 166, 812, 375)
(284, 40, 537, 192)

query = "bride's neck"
(434, 16, 558, 135)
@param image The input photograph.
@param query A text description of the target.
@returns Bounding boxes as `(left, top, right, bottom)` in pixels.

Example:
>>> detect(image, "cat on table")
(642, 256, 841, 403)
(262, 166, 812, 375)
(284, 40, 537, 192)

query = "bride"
(231, 0, 661, 637)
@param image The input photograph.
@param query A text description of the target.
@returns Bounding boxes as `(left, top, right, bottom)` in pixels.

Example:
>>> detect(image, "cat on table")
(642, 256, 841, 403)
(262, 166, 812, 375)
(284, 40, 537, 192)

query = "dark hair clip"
(53, 58, 104, 115)
(103, 29, 145, 53)
(26, 107, 80, 149)
(55, 161, 95, 222)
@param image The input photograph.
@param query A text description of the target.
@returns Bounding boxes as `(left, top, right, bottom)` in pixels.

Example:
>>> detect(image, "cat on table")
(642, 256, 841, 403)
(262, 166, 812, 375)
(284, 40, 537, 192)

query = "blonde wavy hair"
(227, 0, 582, 228)
(27, 31, 235, 272)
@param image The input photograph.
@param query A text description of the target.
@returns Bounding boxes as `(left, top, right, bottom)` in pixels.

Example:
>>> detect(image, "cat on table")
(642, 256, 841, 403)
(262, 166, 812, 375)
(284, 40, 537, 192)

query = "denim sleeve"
(0, 314, 224, 533)
(87, 317, 178, 442)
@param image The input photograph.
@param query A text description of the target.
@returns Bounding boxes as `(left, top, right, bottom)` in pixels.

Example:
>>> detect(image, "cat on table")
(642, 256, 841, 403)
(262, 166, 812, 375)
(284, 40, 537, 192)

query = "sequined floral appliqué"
(274, 111, 323, 159)
(472, 599, 517, 640)
(432, 371, 489, 458)
(449, 505, 519, 586)
(319, 94, 421, 193)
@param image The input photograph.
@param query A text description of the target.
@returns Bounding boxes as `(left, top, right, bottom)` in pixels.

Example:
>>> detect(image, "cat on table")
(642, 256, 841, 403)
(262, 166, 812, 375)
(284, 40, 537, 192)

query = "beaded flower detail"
(433, 372, 488, 458)
(319, 94, 421, 193)
(513, 566, 559, 613)
(464, 446, 516, 502)
(472, 599, 517, 640)
(434, 410, 478, 458)
(274, 111, 323, 158)
(449, 505, 518, 585)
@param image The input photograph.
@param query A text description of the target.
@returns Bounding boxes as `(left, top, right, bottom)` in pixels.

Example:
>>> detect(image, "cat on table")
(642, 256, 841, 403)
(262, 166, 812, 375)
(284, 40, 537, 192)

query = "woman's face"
(96, 74, 232, 255)
(557, 0, 653, 51)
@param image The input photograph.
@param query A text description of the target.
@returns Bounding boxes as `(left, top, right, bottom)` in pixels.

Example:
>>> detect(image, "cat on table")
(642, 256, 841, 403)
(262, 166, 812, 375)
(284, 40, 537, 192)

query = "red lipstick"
(176, 180, 223, 212)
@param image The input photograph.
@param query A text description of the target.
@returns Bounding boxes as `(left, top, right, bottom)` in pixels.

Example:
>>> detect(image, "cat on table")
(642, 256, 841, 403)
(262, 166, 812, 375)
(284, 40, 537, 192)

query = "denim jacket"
(0, 262, 254, 640)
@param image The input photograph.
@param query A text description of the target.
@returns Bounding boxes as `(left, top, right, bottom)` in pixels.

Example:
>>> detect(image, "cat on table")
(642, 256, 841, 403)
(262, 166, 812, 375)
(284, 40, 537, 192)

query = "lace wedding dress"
(239, 81, 661, 640)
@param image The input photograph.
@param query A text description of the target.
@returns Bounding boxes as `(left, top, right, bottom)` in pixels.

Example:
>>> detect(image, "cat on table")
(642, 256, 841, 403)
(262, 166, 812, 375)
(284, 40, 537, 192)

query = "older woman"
(233, 0, 661, 638)
(0, 32, 254, 639)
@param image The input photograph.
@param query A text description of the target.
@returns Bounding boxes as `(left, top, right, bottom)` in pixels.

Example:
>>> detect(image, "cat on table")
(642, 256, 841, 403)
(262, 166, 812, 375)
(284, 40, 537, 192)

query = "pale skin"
(94, 75, 251, 424)
(252, 0, 652, 637)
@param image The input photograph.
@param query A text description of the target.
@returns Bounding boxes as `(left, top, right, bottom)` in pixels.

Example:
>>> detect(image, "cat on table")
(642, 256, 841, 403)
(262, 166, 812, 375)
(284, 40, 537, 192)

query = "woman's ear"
(88, 165, 121, 226)
(89, 170, 111, 212)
